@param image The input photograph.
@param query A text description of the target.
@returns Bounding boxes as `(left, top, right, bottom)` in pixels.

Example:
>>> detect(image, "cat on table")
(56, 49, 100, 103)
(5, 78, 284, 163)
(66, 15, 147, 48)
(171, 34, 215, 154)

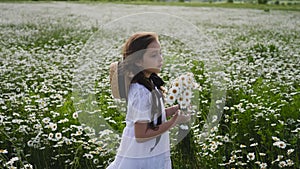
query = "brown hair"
(122, 32, 158, 60)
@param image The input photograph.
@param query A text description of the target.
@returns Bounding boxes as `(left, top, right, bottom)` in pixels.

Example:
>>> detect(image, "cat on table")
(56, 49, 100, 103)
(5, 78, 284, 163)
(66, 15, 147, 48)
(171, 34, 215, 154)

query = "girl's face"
(137, 40, 163, 77)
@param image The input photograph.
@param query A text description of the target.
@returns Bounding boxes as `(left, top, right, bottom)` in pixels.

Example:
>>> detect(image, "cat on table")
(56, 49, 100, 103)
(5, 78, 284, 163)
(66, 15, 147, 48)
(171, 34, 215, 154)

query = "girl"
(107, 32, 190, 169)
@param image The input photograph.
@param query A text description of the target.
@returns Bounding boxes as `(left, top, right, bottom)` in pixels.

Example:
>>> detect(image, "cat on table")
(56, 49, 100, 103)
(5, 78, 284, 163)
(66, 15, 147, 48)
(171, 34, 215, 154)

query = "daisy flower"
(166, 93, 176, 105)
(287, 149, 294, 155)
(55, 132, 62, 140)
(273, 141, 286, 149)
(278, 161, 286, 168)
(247, 152, 255, 161)
(72, 112, 79, 119)
(259, 163, 267, 169)
(166, 72, 198, 109)
(48, 133, 54, 140)
(42, 117, 51, 124)
(286, 159, 294, 166)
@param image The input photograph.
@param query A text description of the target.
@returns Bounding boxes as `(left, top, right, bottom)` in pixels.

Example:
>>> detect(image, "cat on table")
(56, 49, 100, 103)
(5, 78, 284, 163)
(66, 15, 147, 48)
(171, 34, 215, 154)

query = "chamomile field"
(0, 2, 299, 169)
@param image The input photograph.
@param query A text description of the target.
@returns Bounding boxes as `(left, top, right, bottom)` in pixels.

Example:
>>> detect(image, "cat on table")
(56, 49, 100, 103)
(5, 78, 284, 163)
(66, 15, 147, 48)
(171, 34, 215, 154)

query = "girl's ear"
(135, 59, 143, 67)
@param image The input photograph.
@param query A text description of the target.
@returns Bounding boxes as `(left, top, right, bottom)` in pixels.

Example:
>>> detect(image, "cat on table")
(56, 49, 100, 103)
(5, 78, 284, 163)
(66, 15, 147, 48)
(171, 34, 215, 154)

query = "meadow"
(0, 2, 299, 169)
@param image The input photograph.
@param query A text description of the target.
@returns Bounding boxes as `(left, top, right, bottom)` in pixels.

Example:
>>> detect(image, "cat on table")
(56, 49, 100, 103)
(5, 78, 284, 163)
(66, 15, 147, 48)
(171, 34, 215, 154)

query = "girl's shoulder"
(129, 83, 151, 96)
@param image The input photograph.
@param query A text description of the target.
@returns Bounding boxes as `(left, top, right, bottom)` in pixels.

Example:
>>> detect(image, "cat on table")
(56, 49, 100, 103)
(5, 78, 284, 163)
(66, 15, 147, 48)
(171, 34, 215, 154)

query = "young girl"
(107, 32, 190, 169)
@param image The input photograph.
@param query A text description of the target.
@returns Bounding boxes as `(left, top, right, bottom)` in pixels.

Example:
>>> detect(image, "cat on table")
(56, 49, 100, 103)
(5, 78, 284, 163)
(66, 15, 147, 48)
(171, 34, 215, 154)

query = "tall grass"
(0, 2, 299, 169)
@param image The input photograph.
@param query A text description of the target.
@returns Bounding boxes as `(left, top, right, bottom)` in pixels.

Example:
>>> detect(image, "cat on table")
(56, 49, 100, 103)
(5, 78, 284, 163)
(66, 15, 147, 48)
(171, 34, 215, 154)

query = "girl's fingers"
(174, 110, 179, 116)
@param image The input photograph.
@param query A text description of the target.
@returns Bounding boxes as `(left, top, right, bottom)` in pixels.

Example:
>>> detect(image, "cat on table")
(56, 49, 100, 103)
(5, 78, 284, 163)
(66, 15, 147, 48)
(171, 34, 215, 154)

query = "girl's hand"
(176, 110, 191, 124)
(171, 110, 191, 127)
(165, 104, 180, 117)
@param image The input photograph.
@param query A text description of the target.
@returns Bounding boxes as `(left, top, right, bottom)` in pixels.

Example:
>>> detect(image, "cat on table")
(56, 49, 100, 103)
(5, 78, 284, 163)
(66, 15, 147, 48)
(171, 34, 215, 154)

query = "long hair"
(119, 32, 159, 98)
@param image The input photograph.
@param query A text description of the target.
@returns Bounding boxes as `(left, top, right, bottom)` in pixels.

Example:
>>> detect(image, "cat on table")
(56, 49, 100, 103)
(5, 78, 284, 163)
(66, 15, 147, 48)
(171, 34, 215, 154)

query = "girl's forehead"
(147, 40, 161, 49)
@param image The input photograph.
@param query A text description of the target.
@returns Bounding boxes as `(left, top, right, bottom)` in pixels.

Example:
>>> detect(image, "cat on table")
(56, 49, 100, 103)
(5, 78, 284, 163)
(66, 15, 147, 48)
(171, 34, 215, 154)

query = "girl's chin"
(143, 68, 161, 75)
(149, 68, 161, 73)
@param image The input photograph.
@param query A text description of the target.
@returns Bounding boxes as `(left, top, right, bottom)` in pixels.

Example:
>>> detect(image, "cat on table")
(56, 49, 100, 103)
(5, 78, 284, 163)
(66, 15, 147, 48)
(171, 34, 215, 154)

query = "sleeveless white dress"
(107, 83, 172, 169)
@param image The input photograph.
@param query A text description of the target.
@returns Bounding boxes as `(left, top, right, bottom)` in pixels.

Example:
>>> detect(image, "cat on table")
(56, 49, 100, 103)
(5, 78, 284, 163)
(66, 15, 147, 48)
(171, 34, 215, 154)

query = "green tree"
(258, 0, 268, 4)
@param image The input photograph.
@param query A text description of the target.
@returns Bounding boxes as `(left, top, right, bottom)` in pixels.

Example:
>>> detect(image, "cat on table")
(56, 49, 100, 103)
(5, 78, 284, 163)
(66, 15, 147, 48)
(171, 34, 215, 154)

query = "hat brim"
(109, 62, 120, 99)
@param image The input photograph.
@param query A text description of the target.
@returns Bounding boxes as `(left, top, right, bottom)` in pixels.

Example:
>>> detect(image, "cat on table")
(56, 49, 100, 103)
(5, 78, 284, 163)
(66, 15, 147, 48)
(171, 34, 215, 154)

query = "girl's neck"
(143, 71, 151, 78)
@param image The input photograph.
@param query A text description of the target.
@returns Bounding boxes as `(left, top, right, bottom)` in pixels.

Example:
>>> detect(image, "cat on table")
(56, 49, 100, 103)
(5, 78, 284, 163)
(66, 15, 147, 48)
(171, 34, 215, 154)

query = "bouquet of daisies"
(166, 72, 198, 113)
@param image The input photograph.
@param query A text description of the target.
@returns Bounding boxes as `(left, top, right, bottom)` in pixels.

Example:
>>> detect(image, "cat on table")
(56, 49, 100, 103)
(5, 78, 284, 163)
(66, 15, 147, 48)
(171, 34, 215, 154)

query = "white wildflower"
(278, 161, 286, 168)
(42, 117, 51, 124)
(273, 141, 286, 149)
(250, 143, 258, 147)
(49, 122, 57, 131)
(286, 159, 294, 166)
(259, 162, 267, 169)
(93, 158, 99, 164)
(287, 149, 294, 155)
(83, 153, 93, 159)
(240, 144, 246, 148)
(247, 152, 255, 161)
(72, 112, 78, 119)
(22, 164, 33, 169)
(211, 115, 218, 123)
(179, 124, 189, 130)
(55, 132, 62, 140)
(272, 136, 280, 141)
(259, 153, 266, 156)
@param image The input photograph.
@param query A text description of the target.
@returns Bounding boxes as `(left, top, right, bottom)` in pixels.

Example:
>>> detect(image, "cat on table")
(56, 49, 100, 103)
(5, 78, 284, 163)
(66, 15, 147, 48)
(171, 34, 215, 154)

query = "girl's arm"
(165, 104, 180, 117)
(134, 115, 177, 143)
(134, 111, 190, 143)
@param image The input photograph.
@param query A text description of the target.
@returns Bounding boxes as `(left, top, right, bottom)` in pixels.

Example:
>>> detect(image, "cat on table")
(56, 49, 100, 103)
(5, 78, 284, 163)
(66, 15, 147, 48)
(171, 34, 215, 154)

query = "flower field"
(0, 2, 299, 169)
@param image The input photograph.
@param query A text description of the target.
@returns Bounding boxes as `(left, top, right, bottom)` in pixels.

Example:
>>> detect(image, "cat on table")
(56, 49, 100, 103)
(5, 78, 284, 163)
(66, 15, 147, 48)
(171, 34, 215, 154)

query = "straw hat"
(109, 62, 120, 99)
(109, 61, 131, 99)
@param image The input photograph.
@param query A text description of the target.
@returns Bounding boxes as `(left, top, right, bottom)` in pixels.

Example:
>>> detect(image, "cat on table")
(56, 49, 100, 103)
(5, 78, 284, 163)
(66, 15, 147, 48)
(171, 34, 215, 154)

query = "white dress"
(107, 83, 172, 169)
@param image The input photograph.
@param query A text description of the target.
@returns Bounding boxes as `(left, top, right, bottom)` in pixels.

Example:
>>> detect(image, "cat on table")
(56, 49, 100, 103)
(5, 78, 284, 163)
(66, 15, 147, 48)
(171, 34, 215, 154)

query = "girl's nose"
(159, 53, 163, 62)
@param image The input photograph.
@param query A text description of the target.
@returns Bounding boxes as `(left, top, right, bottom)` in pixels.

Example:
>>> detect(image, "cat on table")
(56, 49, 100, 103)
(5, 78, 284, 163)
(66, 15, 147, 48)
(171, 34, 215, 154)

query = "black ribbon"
(149, 74, 164, 152)
(150, 73, 165, 89)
